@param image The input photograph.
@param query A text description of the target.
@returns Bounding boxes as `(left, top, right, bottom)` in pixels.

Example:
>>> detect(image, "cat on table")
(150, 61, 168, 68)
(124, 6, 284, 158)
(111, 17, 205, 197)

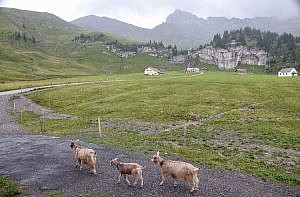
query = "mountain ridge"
(72, 9, 300, 48)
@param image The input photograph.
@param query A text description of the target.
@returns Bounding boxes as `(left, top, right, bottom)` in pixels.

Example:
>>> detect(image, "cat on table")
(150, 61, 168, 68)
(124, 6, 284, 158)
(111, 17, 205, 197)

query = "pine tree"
(32, 36, 36, 43)
(23, 32, 27, 42)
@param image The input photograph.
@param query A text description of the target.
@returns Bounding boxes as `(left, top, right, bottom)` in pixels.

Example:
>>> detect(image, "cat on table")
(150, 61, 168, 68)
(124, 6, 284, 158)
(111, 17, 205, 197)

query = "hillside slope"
(72, 15, 150, 41)
(0, 7, 180, 82)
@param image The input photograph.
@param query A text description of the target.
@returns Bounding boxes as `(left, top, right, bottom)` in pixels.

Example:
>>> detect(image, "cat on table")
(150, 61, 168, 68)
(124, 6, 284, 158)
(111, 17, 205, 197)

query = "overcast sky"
(1, 0, 300, 28)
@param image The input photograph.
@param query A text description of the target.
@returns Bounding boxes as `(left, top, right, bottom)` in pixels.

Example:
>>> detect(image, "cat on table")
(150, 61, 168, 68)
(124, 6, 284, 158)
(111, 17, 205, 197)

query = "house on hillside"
(144, 67, 161, 75)
(235, 68, 248, 75)
(186, 67, 201, 73)
(278, 68, 298, 77)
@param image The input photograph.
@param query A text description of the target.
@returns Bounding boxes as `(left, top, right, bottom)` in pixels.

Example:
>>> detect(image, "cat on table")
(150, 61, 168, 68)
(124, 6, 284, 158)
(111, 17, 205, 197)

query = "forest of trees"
(0, 31, 36, 43)
(210, 27, 300, 71)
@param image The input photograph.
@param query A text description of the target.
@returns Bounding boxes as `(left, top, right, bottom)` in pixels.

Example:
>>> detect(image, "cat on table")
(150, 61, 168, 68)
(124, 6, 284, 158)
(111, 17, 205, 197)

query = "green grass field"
(0, 7, 182, 83)
(17, 72, 300, 185)
(0, 176, 20, 197)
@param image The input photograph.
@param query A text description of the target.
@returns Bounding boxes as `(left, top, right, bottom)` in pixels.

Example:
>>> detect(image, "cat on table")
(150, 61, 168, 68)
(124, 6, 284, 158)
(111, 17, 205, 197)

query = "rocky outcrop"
(198, 46, 268, 69)
(104, 40, 268, 70)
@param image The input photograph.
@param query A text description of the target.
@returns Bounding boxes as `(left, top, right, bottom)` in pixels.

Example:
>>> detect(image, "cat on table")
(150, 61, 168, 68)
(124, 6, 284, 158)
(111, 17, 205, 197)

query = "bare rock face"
(198, 46, 268, 69)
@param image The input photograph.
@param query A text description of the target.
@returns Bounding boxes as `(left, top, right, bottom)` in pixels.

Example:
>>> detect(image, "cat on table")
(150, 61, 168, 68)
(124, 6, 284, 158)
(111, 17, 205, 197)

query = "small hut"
(235, 69, 248, 75)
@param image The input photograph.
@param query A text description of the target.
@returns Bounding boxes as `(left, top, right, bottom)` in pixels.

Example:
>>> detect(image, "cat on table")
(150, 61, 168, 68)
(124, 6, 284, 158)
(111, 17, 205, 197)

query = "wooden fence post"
(98, 117, 102, 138)
(43, 112, 45, 132)
(20, 110, 23, 123)
(40, 117, 43, 132)
(183, 126, 187, 147)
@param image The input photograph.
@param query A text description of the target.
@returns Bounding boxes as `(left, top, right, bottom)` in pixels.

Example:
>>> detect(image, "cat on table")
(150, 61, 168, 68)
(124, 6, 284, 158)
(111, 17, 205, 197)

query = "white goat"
(110, 158, 145, 187)
(69, 139, 97, 174)
(152, 151, 199, 192)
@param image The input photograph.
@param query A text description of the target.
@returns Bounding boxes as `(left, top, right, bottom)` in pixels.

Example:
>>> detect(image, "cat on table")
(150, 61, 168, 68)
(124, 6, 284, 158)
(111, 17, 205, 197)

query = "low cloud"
(1, 0, 300, 28)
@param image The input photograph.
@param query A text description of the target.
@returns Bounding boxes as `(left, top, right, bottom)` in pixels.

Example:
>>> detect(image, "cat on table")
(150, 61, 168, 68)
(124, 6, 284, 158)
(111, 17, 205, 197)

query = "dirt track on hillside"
(0, 93, 299, 197)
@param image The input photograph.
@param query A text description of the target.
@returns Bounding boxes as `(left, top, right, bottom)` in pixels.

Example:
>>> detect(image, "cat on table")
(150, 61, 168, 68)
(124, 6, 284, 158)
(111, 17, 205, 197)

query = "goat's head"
(151, 151, 162, 164)
(110, 158, 119, 167)
(69, 139, 79, 149)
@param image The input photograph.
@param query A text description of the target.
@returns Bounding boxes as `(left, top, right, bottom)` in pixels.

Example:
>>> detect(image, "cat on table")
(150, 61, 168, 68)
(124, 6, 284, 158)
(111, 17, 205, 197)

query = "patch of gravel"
(0, 95, 27, 135)
(13, 94, 72, 120)
(207, 133, 300, 168)
(102, 120, 173, 135)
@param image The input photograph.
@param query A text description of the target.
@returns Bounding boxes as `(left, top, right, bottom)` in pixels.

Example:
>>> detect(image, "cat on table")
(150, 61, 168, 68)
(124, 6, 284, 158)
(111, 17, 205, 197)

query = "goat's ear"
(76, 139, 80, 142)
(157, 151, 160, 156)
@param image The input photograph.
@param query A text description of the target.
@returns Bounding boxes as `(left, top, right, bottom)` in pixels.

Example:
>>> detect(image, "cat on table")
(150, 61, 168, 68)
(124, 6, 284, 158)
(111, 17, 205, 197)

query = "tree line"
(0, 31, 36, 43)
(210, 27, 300, 71)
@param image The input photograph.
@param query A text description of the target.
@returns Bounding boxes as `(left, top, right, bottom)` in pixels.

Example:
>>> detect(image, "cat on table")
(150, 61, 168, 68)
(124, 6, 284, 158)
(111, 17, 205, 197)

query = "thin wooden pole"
(98, 117, 102, 138)
(43, 112, 45, 132)
(183, 126, 187, 147)
(20, 110, 23, 123)
(13, 102, 16, 112)
(40, 117, 43, 132)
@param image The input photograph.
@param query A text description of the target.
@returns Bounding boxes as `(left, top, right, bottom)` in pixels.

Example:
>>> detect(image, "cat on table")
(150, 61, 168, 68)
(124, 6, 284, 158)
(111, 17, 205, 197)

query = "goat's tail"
(90, 151, 97, 163)
(193, 167, 199, 173)
(91, 151, 97, 163)
(138, 165, 146, 170)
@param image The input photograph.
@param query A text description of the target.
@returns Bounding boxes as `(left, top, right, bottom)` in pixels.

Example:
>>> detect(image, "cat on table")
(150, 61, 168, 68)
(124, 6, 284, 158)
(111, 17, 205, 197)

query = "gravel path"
(0, 92, 299, 197)
(14, 94, 72, 119)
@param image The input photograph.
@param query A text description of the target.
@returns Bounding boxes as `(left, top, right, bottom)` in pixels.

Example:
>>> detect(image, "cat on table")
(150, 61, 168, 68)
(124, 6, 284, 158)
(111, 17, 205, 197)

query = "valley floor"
(0, 88, 299, 196)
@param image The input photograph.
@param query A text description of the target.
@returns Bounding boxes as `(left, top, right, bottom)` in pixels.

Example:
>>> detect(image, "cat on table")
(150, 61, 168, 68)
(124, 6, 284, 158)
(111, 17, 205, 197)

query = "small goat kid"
(69, 139, 97, 174)
(110, 158, 145, 188)
(152, 151, 199, 192)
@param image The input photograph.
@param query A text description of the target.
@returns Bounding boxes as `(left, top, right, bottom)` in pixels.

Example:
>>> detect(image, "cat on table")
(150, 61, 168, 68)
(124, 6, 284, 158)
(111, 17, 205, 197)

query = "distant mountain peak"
(72, 9, 300, 48)
(166, 9, 201, 24)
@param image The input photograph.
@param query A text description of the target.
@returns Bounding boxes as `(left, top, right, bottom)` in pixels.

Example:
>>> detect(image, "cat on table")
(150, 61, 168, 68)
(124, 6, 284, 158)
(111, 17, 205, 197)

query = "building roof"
(278, 68, 297, 73)
(145, 67, 161, 73)
(235, 69, 248, 73)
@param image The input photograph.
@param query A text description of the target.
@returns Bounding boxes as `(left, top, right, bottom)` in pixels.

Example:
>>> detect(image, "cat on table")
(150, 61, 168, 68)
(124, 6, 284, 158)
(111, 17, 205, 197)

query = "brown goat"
(152, 151, 199, 192)
(110, 158, 145, 187)
(69, 139, 97, 174)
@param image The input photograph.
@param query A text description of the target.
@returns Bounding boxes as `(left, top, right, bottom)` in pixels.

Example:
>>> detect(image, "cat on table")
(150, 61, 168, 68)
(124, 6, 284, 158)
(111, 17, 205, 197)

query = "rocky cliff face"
(198, 46, 268, 69)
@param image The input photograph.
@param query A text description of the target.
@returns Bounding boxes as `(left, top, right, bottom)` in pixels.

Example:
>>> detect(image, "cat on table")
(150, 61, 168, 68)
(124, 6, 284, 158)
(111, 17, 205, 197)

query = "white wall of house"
(278, 68, 298, 77)
(144, 68, 159, 75)
(186, 67, 200, 73)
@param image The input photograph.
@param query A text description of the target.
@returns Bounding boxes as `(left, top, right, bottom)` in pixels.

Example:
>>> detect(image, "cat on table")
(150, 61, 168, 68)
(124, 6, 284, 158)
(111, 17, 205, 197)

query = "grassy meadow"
(16, 71, 300, 185)
(0, 7, 182, 84)
(0, 176, 20, 196)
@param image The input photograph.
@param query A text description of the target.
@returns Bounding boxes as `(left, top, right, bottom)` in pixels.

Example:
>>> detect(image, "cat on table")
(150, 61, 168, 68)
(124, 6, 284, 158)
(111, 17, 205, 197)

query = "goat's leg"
(160, 172, 168, 186)
(189, 180, 198, 193)
(75, 159, 80, 168)
(124, 175, 131, 186)
(194, 176, 199, 191)
(117, 173, 122, 184)
(79, 160, 83, 171)
(90, 164, 97, 174)
(173, 180, 178, 188)
(139, 172, 144, 188)
(133, 176, 139, 187)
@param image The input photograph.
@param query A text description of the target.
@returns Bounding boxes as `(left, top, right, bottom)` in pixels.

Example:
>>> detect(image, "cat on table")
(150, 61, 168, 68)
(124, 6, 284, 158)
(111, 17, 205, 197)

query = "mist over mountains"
(72, 9, 300, 48)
